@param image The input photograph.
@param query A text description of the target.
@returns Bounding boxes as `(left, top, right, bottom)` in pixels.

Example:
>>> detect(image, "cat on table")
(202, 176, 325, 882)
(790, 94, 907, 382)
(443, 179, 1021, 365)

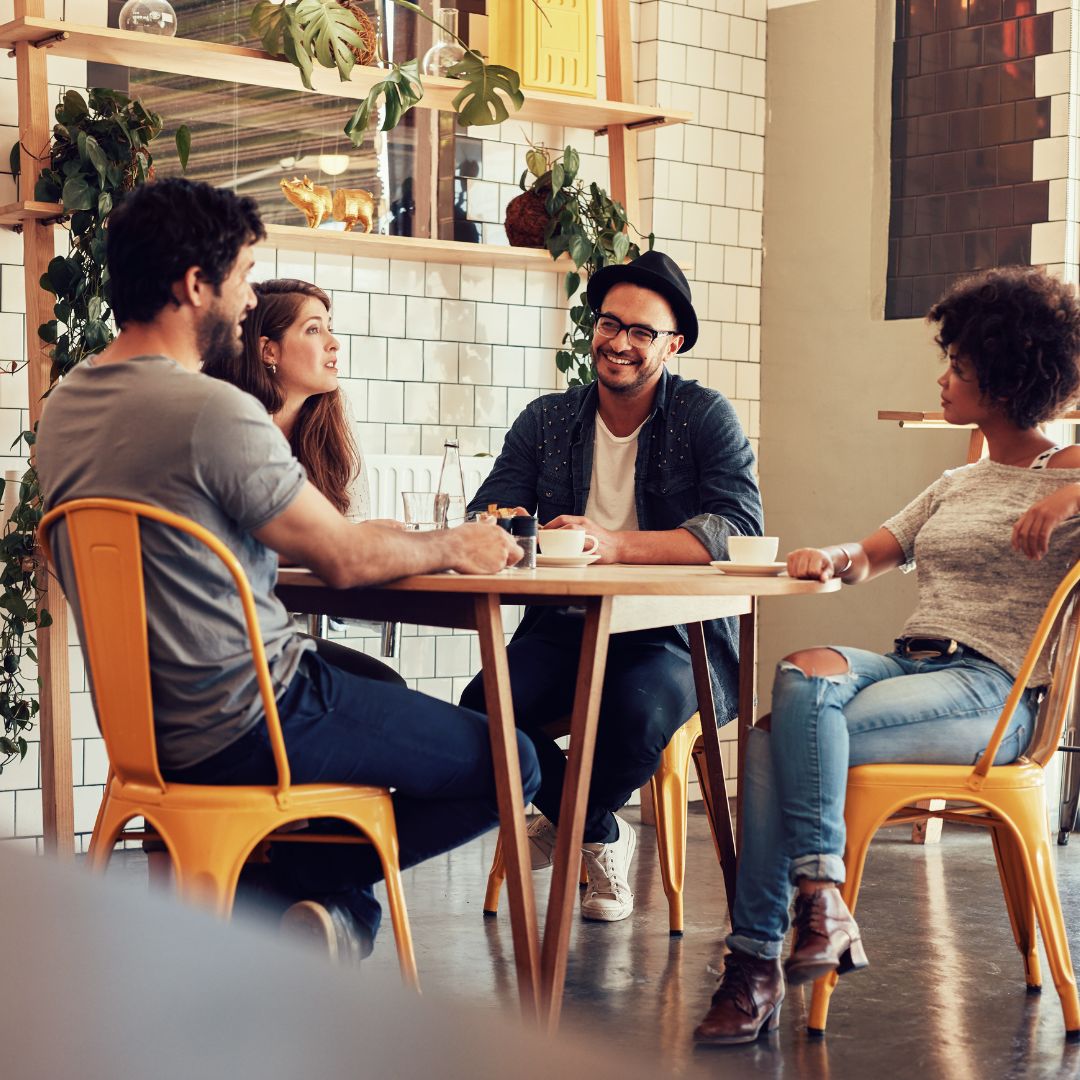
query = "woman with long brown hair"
(205, 277, 366, 518)
(204, 277, 401, 685)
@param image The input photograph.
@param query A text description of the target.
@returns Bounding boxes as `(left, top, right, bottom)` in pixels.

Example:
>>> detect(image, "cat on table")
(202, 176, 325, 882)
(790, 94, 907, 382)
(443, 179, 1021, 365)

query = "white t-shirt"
(584, 413, 645, 531)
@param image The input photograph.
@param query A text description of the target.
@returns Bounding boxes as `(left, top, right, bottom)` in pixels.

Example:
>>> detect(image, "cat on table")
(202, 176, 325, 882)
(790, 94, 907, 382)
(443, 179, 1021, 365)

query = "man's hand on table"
(445, 521, 523, 574)
(544, 515, 621, 563)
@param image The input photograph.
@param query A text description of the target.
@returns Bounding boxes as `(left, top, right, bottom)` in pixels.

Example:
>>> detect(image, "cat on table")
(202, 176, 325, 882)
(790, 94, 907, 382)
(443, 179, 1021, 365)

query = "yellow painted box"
(487, 0, 597, 99)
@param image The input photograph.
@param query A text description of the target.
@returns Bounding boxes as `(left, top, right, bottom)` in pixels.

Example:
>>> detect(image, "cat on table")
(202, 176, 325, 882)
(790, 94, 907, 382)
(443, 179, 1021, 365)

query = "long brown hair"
(203, 278, 361, 515)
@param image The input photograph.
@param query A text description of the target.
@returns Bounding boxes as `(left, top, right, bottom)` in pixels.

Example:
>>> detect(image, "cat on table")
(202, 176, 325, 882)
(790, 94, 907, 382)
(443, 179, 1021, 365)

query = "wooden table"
(277, 564, 840, 1031)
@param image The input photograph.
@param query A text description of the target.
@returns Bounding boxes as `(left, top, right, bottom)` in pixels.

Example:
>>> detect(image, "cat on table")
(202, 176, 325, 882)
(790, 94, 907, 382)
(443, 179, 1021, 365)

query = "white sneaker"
(527, 814, 558, 870)
(580, 815, 637, 922)
(280, 900, 369, 965)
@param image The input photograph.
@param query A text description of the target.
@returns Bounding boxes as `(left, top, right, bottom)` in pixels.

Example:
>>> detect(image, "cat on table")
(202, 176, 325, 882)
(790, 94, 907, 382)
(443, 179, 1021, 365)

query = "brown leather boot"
(693, 952, 784, 1046)
(784, 885, 868, 986)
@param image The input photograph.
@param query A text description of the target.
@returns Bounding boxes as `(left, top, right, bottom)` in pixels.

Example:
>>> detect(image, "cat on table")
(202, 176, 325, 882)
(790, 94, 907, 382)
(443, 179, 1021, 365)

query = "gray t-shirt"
(883, 458, 1080, 687)
(37, 356, 314, 770)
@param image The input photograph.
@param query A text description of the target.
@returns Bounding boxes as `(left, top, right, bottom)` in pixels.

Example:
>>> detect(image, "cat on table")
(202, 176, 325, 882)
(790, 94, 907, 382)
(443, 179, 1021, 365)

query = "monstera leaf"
(294, 0, 363, 80)
(344, 60, 424, 146)
(252, 0, 362, 89)
(447, 51, 524, 128)
(250, 0, 291, 55)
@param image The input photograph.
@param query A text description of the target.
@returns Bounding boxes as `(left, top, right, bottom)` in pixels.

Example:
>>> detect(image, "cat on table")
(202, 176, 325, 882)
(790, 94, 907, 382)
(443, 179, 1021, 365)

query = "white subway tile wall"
(1, 0, 763, 845)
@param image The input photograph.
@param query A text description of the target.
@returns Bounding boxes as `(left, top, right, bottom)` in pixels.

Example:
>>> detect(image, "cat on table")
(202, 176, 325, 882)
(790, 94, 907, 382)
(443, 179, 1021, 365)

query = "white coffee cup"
(538, 528, 600, 557)
(727, 535, 779, 563)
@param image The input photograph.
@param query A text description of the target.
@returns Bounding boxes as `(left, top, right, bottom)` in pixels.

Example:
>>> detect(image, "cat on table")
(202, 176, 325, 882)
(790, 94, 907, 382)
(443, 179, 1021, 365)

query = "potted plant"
(506, 144, 654, 386)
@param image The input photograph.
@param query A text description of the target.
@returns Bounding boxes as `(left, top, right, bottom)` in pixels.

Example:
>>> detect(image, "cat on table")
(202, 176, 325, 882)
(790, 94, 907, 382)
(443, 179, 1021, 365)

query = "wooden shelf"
(0, 201, 66, 225)
(879, 409, 1080, 428)
(0, 203, 577, 272)
(266, 223, 572, 271)
(0, 17, 691, 134)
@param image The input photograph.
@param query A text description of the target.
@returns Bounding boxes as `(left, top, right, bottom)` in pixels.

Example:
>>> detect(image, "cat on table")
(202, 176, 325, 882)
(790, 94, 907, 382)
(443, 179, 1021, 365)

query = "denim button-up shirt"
(469, 368, 764, 725)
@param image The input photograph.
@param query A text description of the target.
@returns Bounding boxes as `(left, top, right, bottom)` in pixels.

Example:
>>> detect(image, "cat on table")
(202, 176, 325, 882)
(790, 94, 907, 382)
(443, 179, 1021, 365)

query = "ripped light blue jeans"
(727, 645, 1041, 960)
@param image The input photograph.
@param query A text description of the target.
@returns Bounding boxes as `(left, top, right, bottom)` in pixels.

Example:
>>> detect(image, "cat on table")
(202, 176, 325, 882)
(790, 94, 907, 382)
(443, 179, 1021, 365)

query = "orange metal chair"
(808, 560, 1080, 1038)
(39, 497, 418, 989)
(482, 711, 723, 933)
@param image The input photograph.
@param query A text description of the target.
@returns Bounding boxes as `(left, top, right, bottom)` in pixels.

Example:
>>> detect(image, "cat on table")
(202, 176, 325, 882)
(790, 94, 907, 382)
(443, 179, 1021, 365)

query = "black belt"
(895, 636, 993, 663)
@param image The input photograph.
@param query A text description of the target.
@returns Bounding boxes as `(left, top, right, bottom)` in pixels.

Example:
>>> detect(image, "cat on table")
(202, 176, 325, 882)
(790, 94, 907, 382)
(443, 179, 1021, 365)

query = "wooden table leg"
(688, 622, 737, 914)
(736, 602, 757, 848)
(474, 595, 541, 1023)
(540, 596, 612, 1034)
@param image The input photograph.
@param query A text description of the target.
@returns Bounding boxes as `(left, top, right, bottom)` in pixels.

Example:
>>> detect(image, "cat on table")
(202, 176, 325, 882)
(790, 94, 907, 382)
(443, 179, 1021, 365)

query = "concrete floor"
(347, 806, 1080, 1079)
(108, 805, 1080, 1077)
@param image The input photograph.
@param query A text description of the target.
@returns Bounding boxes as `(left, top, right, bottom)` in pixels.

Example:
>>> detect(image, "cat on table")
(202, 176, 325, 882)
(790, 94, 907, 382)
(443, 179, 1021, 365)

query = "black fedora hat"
(586, 249, 697, 353)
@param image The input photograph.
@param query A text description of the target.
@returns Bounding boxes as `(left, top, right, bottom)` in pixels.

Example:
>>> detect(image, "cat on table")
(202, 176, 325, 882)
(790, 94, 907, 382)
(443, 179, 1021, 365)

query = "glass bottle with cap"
(435, 440, 467, 528)
(509, 514, 537, 569)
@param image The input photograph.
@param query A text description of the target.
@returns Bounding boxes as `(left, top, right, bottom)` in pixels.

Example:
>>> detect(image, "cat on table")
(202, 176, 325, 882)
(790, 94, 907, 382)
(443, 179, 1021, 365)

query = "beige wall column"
(758, 0, 967, 704)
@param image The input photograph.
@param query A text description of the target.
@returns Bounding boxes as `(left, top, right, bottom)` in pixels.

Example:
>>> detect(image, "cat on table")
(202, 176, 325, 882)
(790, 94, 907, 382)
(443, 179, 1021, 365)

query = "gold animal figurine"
(280, 176, 333, 229)
(333, 187, 375, 233)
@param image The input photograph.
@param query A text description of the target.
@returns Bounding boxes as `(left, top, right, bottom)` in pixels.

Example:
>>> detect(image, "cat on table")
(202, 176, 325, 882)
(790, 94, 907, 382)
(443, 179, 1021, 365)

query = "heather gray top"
(884, 458, 1080, 687)
(36, 356, 314, 770)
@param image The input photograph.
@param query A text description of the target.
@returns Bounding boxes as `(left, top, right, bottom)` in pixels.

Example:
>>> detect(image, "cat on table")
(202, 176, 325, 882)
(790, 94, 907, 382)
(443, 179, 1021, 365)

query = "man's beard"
(197, 307, 243, 370)
(593, 344, 655, 395)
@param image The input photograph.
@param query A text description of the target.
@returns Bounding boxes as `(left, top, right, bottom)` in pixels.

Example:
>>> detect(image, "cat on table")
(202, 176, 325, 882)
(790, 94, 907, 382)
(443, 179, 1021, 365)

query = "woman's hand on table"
(445, 521, 523, 574)
(786, 547, 837, 582)
(367, 518, 406, 530)
(1012, 484, 1080, 560)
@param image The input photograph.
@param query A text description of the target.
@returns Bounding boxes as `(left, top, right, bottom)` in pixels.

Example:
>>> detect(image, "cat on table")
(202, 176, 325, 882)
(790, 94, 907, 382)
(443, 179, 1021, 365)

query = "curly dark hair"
(928, 266, 1080, 429)
(106, 178, 265, 326)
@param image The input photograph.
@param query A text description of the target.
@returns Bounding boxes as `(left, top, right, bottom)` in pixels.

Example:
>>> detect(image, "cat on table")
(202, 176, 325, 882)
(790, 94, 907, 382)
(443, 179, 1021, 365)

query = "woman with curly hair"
(204, 277, 403, 685)
(695, 266, 1080, 1046)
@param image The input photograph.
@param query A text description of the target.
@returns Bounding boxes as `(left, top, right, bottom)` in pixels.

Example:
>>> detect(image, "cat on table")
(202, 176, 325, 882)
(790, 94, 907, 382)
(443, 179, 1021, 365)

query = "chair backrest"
(970, 559, 1080, 787)
(39, 498, 292, 796)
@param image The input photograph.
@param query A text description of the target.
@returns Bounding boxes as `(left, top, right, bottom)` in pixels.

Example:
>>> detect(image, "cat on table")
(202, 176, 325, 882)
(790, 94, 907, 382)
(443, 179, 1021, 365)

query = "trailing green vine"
(250, 0, 529, 146)
(511, 144, 654, 387)
(0, 88, 176, 770)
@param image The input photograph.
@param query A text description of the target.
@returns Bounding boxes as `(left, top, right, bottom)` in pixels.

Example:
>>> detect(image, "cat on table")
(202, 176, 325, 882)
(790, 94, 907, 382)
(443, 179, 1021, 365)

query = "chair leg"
(807, 797, 880, 1035)
(363, 814, 420, 991)
(651, 717, 699, 935)
(86, 797, 126, 874)
(483, 824, 586, 917)
(484, 833, 507, 916)
(170, 858, 242, 918)
(690, 742, 722, 860)
(1005, 795, 1080, 1035)
(990, 822, 1041, 990)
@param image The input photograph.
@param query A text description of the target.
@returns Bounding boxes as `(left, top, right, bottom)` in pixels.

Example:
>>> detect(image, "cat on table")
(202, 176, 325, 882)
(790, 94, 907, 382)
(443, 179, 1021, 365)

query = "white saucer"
(536, 553, 601, 568)
(710, 561, 787, 577)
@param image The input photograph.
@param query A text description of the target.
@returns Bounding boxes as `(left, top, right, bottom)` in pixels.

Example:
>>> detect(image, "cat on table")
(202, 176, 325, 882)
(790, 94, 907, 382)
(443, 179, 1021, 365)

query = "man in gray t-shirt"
(36, 178, 538, 956)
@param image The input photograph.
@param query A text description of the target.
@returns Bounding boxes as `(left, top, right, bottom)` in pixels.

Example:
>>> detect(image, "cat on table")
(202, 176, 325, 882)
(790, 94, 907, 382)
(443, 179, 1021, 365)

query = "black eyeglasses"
(594, 313, 678, 350)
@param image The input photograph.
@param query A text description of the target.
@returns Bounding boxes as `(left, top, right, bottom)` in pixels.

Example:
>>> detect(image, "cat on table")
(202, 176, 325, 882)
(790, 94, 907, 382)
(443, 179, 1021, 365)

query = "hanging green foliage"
(0, 88, 173, 770)
(251, 0, 526, 147)
(516, 144, 654, 387)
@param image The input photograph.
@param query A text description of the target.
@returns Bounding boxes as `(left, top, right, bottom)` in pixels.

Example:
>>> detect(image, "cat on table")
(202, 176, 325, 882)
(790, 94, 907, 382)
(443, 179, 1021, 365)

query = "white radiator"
(365, 454, 496, 520)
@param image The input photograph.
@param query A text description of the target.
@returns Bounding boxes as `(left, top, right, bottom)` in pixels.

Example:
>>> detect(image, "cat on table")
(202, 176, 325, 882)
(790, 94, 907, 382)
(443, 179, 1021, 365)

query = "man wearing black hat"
(460, 250, 763, 922)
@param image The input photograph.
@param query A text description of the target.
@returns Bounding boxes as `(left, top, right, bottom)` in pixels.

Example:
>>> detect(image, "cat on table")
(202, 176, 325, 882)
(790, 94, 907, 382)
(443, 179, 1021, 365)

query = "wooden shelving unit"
(11, 0, 690, 858)
(0, 17, 691, 134)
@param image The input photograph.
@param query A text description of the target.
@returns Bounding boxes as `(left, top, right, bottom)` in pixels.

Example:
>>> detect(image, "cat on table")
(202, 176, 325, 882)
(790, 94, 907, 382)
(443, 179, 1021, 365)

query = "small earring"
(266, 362, 277, 375)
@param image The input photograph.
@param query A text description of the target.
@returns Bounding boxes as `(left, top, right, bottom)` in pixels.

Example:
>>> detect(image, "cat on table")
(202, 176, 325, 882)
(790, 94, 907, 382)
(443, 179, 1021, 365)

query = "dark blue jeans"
(459, 609, 699, 844)
(166, 650, 542, 946)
